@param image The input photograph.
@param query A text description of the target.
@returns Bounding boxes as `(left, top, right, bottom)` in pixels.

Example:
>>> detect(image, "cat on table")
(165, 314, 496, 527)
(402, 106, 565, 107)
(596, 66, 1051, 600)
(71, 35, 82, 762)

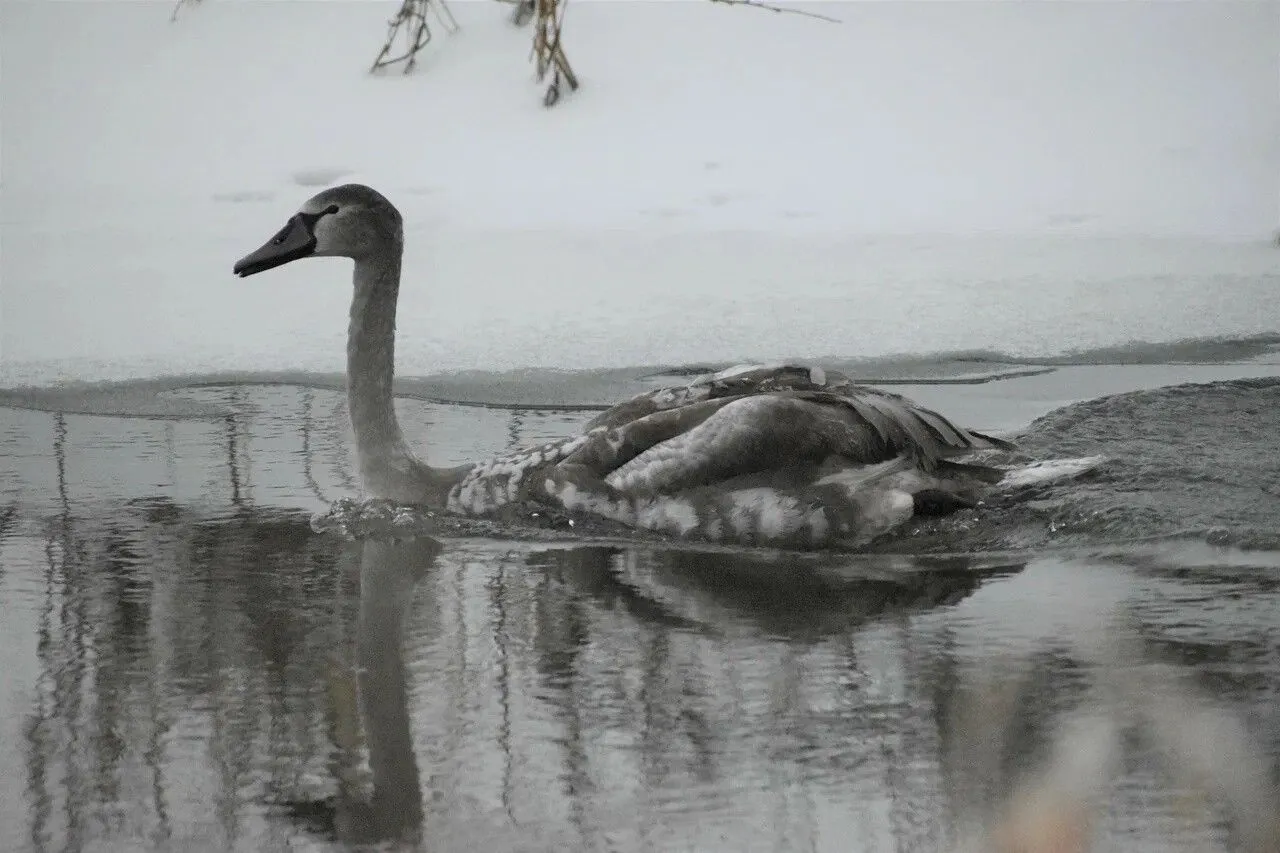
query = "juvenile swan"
(234, 184, 1015, 549)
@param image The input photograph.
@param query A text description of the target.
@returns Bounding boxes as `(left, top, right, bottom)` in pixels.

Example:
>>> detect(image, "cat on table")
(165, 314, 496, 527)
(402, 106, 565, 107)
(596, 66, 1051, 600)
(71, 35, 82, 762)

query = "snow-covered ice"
(2, 0, 1277, 383)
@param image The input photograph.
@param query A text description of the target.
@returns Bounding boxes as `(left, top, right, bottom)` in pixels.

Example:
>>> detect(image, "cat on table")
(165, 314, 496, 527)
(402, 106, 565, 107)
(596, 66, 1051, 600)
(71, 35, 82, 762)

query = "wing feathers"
(573, 364, 1012, 498)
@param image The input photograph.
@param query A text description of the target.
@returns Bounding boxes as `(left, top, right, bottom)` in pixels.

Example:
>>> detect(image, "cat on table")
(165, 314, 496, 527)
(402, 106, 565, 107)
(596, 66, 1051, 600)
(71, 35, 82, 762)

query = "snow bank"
(2, 1, 1277, 379)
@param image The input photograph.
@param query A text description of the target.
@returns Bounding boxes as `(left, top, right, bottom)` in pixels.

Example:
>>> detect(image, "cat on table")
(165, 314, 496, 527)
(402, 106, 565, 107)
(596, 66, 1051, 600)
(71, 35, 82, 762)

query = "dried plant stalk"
(530, 0, 579, 107)
(370, 0, 460, 74)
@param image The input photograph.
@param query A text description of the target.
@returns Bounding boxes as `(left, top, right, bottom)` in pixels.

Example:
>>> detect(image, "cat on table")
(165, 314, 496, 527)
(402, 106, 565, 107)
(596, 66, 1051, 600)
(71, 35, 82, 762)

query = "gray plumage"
(235, 185, 1017, 550)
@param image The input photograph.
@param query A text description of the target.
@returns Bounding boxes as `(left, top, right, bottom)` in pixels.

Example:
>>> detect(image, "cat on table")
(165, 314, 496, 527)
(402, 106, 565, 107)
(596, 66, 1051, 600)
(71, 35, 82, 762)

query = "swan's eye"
(325, 204, 339, 215)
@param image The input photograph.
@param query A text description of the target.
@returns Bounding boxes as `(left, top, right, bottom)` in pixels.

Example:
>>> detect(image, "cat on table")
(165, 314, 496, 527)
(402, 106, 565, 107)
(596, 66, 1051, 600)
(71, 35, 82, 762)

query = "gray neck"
(347, 250, 460, 504)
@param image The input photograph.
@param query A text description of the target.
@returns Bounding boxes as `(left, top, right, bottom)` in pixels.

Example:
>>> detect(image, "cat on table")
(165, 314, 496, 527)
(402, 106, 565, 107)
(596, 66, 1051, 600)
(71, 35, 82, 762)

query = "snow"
(1, 0, 1278, 383)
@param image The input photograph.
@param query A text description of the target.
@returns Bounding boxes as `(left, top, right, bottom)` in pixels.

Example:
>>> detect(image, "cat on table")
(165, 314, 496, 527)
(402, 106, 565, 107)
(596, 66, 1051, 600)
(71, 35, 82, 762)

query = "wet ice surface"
(1, 380, 1278, 852)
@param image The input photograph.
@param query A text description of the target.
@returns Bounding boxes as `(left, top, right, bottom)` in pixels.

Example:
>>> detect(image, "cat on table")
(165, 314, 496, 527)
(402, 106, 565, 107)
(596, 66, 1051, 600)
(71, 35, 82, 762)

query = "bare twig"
(370, 0, 460, 74)
(434, 5, 461, 33)
(530, 0, 579, 107)
(707, 0, 841, 24)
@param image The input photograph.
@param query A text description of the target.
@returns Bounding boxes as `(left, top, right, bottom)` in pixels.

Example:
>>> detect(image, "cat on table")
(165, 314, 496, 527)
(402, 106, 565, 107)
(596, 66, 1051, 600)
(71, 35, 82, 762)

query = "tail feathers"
(968, 429, 1018, 452)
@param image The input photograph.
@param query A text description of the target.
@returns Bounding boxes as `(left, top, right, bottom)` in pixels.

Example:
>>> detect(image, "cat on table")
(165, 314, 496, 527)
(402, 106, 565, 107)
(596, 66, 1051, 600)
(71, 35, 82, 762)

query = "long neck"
(347, 249, 459, 504)
(348, 251, 403, 453)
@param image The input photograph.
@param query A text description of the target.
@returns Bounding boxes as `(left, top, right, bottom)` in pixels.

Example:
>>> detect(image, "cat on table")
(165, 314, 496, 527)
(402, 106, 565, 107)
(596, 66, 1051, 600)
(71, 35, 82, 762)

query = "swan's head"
(233, 184, 403, 278)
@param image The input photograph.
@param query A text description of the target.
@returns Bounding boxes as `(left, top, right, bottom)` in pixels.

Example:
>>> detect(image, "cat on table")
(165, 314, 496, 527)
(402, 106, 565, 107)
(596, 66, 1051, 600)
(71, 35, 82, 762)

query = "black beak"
(233, 214, 318, 277)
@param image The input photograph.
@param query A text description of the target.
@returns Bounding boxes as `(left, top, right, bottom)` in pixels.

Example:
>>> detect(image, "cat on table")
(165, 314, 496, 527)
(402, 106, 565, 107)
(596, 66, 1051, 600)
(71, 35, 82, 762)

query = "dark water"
(1, 379, 1278, 852)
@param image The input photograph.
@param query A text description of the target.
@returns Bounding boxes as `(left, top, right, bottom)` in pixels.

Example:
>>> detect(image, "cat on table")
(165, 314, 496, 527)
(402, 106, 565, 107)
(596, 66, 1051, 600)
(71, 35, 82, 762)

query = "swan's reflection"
(305, 541, 1022, 848)
(531, 545, 1025, 641)
(297, 535, 439, 845)
(355, 536, 438, 839)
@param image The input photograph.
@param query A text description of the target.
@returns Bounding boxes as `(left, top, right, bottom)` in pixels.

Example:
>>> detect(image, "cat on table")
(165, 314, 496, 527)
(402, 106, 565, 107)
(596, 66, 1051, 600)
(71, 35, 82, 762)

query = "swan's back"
(586, 364, 835, 431)
(449, 363, 1015, 548)
(573, 363, 1012, 491)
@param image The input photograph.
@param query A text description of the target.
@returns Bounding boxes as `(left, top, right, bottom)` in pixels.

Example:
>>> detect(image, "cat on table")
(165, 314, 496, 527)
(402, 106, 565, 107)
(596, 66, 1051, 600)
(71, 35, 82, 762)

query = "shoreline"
(1, 360, 1279, 435)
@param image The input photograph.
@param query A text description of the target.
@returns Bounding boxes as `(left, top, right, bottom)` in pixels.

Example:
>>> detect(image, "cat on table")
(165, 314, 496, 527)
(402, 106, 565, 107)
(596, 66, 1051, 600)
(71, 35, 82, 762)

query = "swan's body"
(234, 184, 1018, 549)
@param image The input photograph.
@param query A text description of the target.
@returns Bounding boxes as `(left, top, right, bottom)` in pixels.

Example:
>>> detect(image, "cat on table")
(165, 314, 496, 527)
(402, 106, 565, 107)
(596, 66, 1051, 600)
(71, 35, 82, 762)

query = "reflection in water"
(7, 507, 1280, 851)
(225, 404, 242, 509)
(283, 536, 439, 845)
(613, 548, 1022, 641)
(0, 388, 1277, 852)
(298, 388, 328, 506)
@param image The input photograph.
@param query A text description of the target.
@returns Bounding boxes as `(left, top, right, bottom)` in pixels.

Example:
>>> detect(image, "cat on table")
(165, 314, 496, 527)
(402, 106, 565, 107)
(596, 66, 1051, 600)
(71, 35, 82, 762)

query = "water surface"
(1, 380, 1278, 852)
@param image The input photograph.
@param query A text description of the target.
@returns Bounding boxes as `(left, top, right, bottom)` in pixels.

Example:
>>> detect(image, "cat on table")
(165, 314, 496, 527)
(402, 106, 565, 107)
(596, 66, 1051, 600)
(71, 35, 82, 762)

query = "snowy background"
(2, 0, 1277, 382)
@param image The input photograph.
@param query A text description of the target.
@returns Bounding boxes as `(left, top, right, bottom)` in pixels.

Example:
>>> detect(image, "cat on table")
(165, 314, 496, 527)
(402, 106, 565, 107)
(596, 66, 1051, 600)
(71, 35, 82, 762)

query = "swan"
(233, 184, 1018, 549)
